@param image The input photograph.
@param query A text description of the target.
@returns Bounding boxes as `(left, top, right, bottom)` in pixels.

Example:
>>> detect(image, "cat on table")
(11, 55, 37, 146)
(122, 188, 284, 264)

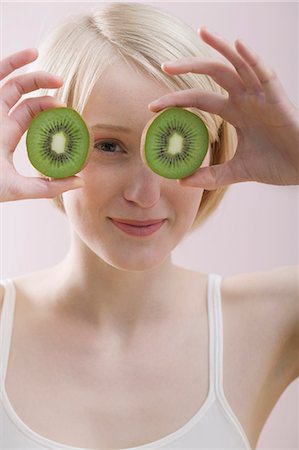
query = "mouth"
(108, 218, 167, 237)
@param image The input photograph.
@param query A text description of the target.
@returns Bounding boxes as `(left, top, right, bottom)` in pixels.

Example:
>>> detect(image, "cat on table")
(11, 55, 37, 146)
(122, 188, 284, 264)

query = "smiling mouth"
(109, 218, 167, 237)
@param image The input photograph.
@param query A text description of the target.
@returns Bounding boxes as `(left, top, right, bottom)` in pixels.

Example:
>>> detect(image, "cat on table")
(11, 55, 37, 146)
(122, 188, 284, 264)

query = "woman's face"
(62, 58, 210, 271)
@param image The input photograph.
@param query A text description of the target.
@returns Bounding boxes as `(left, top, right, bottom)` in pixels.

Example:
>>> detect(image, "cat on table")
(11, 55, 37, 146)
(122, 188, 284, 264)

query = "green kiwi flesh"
(142, 107, 209, 179)
(26, 107, 91, 178)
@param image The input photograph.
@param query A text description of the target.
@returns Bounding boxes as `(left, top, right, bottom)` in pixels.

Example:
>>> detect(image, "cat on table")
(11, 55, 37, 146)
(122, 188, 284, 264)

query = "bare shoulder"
(221, 266, 299, 331)
(0, 267, 60, 319)
(221, 265, 299, 379)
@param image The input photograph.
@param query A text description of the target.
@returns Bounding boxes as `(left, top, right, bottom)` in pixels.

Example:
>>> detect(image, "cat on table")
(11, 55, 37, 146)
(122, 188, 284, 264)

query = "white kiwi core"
(51, 132, 67, 154)
(168, 133, 184, 155)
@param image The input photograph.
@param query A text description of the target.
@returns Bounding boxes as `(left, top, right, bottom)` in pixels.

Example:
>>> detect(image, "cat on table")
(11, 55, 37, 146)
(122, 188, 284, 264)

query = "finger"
(1, 71, 64, 114)
(148, 88, 230, 120)
(178, 159, 250, 190)
(161, 57, 245, 96)
(199, 27, 261, 94)
(1, 96, 66, 152)
(0, 48, 38, 81)
(234, 39, 285, 103)
(13, 174, 85, 201)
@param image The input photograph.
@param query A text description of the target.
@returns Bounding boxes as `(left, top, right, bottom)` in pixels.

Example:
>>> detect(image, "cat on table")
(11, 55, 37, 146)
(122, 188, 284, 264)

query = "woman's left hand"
(148, 27, 299, 189)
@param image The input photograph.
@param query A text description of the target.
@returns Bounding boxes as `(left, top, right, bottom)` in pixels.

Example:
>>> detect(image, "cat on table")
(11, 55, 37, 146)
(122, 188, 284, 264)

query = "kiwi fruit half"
(26, 107, 91, 178)
(141, 107, 209, 179)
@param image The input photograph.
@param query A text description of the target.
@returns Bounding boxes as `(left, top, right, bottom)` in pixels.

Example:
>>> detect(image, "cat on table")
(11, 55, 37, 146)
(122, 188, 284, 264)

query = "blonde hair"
(29, 2, 237, 229)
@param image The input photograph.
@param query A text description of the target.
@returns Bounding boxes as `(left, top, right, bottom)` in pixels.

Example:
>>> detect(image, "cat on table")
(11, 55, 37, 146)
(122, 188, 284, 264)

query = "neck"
(50, 231, 182, 337)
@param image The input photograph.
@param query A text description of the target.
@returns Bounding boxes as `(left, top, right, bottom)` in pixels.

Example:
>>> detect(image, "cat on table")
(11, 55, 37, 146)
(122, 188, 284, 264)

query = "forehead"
(82, 57, 172, 128)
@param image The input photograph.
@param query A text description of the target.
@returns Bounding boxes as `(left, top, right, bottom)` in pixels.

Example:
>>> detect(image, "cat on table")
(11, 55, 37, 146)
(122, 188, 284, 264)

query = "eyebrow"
(91, 123, 131, 132)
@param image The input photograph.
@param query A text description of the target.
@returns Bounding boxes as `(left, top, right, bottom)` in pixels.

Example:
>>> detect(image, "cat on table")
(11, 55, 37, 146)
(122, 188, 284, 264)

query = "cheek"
(80, 159, 119, 195)
(61, 160, 126, 234)
(65, 160, 122, 207)
(171, 186, 204, 228)
(62, 189, 90, 227)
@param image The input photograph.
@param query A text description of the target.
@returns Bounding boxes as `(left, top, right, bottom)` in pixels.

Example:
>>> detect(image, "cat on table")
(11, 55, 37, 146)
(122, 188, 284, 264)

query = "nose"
(123, 161, 162, 208)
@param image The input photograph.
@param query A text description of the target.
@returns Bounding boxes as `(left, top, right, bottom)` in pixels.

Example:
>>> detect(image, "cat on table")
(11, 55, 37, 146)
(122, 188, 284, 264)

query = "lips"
(109, 218, 166, 237)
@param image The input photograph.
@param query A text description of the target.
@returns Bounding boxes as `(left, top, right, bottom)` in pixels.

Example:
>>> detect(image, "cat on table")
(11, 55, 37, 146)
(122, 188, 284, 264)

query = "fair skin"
(0, 28, 298, 449)
(0, 48, 209, 334)
(150, 28, 299, 188)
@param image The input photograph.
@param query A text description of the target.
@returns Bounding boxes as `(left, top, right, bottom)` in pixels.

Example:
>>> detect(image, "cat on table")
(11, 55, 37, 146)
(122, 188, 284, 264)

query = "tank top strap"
(0, 279, 16, 384)
(207, 273, 224, 398)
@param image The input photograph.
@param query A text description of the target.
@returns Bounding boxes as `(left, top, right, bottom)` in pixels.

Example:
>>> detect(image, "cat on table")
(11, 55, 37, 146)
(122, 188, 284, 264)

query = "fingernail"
(29, 48, 39, 57)
(72, 178, 84, 188)
(53, 75, 64, 83)
(149, 100, 163, 109)
(60, 180, 83, 191)
(162, 61, 178, 68)
(55, 101, 68, 108)
(237, 39, 255, 54)
(200, 26, 222, 38)
(180, 177, 198, 187)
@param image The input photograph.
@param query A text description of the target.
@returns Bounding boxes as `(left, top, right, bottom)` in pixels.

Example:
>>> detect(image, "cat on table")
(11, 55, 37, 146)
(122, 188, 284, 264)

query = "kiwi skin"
(141, 107, 209, 180)
(26, 107, 93, 179)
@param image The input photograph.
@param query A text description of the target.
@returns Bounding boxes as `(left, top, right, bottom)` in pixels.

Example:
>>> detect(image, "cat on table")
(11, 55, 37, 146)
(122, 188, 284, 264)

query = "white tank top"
(0, 274, 252, 449)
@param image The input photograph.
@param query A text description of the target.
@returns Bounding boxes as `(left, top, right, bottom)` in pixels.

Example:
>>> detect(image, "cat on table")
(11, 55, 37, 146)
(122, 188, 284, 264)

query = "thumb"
(14, 175, 85, 201)
(178, 160, 249, 190)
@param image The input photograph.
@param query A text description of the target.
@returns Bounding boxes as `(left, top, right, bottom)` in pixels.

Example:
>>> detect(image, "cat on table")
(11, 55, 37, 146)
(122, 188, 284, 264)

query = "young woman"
(0, 3, 298, 450)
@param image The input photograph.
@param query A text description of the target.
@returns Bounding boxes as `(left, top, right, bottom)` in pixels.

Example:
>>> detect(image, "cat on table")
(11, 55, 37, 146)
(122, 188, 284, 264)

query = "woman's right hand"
(0, 48, 84, 202)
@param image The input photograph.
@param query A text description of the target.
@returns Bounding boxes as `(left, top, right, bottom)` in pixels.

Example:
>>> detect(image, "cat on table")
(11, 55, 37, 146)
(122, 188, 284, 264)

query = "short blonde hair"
(29, 2, 237, 229)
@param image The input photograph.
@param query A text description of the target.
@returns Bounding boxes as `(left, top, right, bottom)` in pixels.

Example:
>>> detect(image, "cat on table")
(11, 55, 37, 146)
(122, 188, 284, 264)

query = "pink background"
(1, 1, 298, 448)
